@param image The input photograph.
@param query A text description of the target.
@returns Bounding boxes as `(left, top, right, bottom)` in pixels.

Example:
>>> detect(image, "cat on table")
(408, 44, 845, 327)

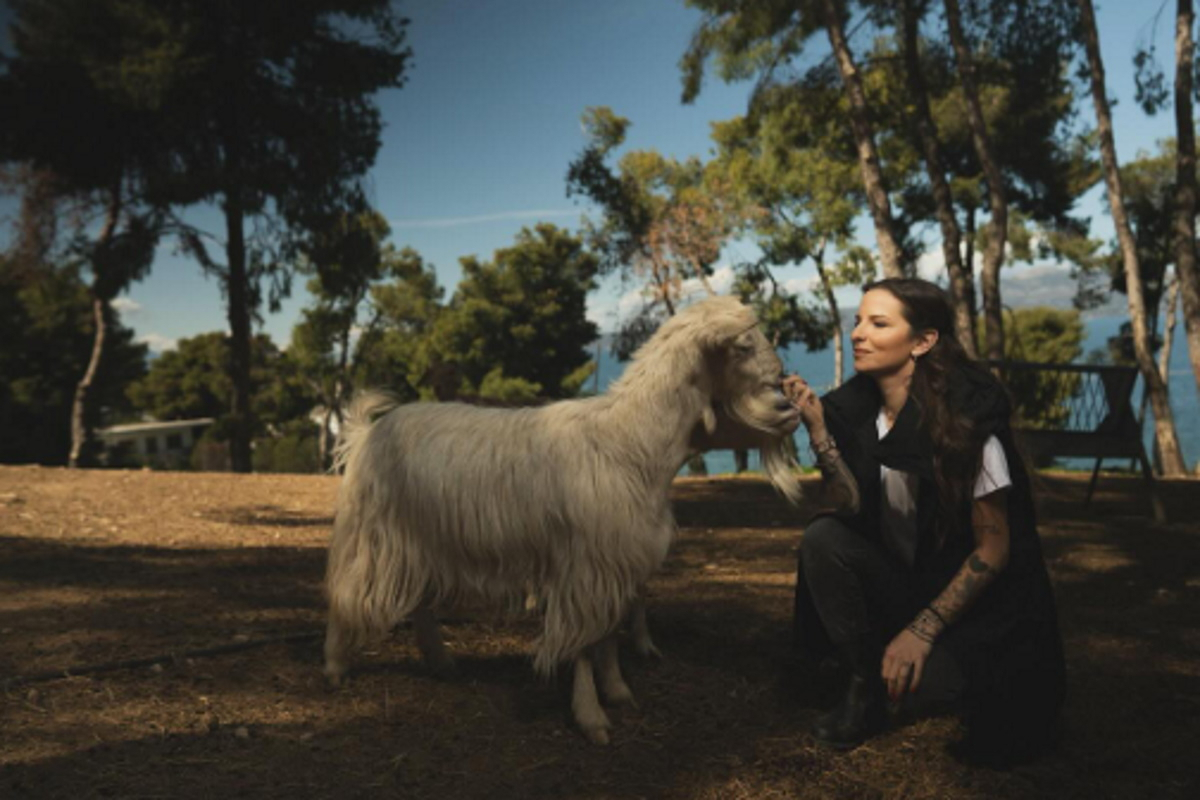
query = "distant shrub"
(190, 433, 231, 472)
(253, 428, 320, 474)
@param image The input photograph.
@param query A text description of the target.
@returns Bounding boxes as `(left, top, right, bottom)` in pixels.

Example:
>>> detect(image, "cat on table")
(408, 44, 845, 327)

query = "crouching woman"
(785, 278, 1065, 766)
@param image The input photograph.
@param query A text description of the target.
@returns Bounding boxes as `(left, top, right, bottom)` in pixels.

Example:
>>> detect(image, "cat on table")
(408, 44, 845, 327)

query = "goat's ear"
(706, 312, 759, 352)
(729, 330, 758, 356)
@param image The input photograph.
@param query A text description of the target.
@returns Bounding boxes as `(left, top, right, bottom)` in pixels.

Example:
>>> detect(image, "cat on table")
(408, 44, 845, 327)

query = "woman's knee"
(800, 516, 857, 566)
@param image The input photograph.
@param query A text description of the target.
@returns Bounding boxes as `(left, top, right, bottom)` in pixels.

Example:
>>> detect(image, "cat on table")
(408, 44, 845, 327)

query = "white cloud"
(388, 209, 580, 229)
(110, 297, 142, 315)
(137, 333, 177, 354)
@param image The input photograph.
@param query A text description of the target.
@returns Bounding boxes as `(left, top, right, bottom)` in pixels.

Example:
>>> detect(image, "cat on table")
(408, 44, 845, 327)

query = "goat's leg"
(413, 601, 455, 673)
(628, 590, 662, 659)
(323, 609, 353, 686)
(572, 648, 612, 745)
(595, 633, 637, 709)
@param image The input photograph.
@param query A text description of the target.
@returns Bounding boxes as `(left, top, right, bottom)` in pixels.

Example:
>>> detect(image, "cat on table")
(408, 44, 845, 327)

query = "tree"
(1, 0, 170, 466)
(1000, 306, 1085, 431)
(1076, 0, 1187, 475)
(708, 90, 869, 386)
(1173, 0, 1200, 416)
(147, 0, 412, 472)
(289, 209, 391, 469)
(567, 107, 757, 342)
(1132, 0, 1200, 420)
(0, 254, 147, 465)
(899, 0, 975, 354)
(126, 332, 285, 438)
(361, 248, 446, 399)
(681, 0, 905, 278)
(942, 0, 1008, 361)
(423, 224, 599, 403)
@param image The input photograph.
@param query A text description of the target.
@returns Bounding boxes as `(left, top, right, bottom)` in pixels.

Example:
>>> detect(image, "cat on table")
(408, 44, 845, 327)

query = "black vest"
(803, 367, 1066, 760)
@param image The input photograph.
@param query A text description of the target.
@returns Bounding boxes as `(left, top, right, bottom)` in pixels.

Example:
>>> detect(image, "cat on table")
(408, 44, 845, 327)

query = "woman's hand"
(882, 628, 933, 700)
(782, 374, 825, 434)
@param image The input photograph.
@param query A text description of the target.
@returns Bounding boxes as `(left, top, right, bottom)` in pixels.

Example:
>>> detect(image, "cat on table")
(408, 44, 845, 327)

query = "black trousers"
(798, 515, 965, 717)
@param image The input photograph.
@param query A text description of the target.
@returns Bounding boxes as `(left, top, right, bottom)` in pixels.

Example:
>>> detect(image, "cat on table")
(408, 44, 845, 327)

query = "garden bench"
(989, 360, 1166, 523)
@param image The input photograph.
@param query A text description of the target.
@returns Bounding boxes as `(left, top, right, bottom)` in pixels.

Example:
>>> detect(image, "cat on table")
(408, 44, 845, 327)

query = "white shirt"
(876, 409, 1011, 565)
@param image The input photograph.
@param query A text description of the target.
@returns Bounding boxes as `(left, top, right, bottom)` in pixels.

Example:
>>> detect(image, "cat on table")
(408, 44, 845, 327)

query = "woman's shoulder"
(821, 374, 880, 423)
(950, 362, 1012, 428)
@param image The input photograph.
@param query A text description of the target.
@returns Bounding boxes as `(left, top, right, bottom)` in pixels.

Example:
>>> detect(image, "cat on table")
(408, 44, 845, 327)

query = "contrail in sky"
(389, 209, 580, 229)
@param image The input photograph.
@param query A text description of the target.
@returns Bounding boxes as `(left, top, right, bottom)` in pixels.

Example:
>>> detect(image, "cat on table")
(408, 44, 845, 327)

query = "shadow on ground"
(1, 469, 1198, 798)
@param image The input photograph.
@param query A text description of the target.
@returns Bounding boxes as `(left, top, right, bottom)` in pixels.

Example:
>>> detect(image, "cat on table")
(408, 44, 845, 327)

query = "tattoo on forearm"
(816, 449, 861, 514)
(907, 607, 945, 643)
(928, 551, 1002, 626)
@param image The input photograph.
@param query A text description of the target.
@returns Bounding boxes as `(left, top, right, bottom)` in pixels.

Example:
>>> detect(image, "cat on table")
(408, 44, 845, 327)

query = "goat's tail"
(331, 390, 399, 475)
(324, 390, 406, 681)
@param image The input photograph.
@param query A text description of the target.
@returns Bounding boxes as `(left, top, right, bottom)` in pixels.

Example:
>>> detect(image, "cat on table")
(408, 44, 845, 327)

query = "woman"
(784, 278, 1065, 766)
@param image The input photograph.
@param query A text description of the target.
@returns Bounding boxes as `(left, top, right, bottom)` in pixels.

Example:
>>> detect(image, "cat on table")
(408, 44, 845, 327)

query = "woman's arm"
(883, 489, 1011, 698)
(783, 376, 860, 515)
(921, 489, 1010, 631)
(808, 424, 861, 515)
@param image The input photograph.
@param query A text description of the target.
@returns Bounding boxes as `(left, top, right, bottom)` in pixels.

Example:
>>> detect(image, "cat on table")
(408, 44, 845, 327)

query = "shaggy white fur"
(323, 295, 802, 744)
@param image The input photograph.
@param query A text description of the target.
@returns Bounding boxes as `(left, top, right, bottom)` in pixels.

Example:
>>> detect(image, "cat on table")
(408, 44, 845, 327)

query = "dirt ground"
(0, 464, 1197, 800)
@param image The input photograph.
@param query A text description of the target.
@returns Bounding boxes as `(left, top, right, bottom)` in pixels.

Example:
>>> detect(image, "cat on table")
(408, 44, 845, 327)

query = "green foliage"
(996, 306, 1086, 429)
(424, 225, 599, 401)
(154, 0, 414, 277)
(568, 106, 765, 353)
(287, 209, 393, 423)
(252, 422, 320, 474)
(1053, 140, 1194, 315)
(1002, 306, 1086, 364)
(361, 247, 446, 399)
(685, 0, 1097, 273)
(126, 332, 289, 433)
(0, 256, 147, 464)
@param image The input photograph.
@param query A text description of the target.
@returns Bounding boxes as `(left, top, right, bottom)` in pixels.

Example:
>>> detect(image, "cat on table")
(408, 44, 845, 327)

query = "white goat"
(323, 295, 802, 743)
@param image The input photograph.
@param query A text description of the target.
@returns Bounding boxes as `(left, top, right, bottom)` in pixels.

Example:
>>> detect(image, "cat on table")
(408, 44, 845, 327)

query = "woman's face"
(850, 289, 936, 377)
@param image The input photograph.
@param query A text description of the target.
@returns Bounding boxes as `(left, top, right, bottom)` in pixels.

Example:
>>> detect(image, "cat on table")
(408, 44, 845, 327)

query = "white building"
(95, 418, 215, 469)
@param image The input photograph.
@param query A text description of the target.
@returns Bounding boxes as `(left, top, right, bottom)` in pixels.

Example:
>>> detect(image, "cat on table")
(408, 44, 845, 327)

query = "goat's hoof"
(323, 660, 347, 687)
(425, 655, 457, 676)
(582, 724, 611, 746)
(634, 641, 663, 661)
(604, 685, 639, 710)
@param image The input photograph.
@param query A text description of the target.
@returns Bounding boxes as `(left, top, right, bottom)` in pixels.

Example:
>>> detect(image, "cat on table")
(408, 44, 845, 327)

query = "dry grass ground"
(0, 464, 1197, 799)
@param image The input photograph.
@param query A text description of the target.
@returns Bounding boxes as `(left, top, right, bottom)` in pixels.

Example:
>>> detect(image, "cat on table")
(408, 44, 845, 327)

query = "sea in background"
(591, 315, 1200, 475)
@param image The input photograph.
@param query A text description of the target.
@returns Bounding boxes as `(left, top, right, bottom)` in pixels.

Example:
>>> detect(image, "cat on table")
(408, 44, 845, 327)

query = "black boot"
(811, 638, 887, 750)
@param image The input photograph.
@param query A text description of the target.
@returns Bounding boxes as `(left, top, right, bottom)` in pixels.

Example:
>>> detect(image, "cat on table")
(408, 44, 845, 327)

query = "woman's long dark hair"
(865, 278, 993, 544)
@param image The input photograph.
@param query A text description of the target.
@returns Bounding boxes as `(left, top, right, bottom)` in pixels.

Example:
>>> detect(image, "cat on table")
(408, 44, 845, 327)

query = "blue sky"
(6, 0, 1187, 352)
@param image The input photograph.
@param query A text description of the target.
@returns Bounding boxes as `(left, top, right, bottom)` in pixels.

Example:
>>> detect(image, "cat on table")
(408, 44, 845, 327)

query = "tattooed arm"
(811, 433, 861, 515)
(782, 375, 860, 515)
(883, 489, 1011, 698)
(926, 489, 1011, 627)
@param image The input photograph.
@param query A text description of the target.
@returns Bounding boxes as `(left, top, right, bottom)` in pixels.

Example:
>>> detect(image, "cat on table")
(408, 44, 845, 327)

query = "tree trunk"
(319, 405, 335, 473)
(1174, 0, 1200, 407)
(224, 189, 254, 473)
(818, 0, 904, 278)
(901, 0, 976, 357)
(1077, 0, 1187, 475)
(812, 240, 845, 387)
(944, 0, 1007, 361)
(69, 186, 122, 468)
(964, 204, 979, 339)
(1150, 277, 1179, 473)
